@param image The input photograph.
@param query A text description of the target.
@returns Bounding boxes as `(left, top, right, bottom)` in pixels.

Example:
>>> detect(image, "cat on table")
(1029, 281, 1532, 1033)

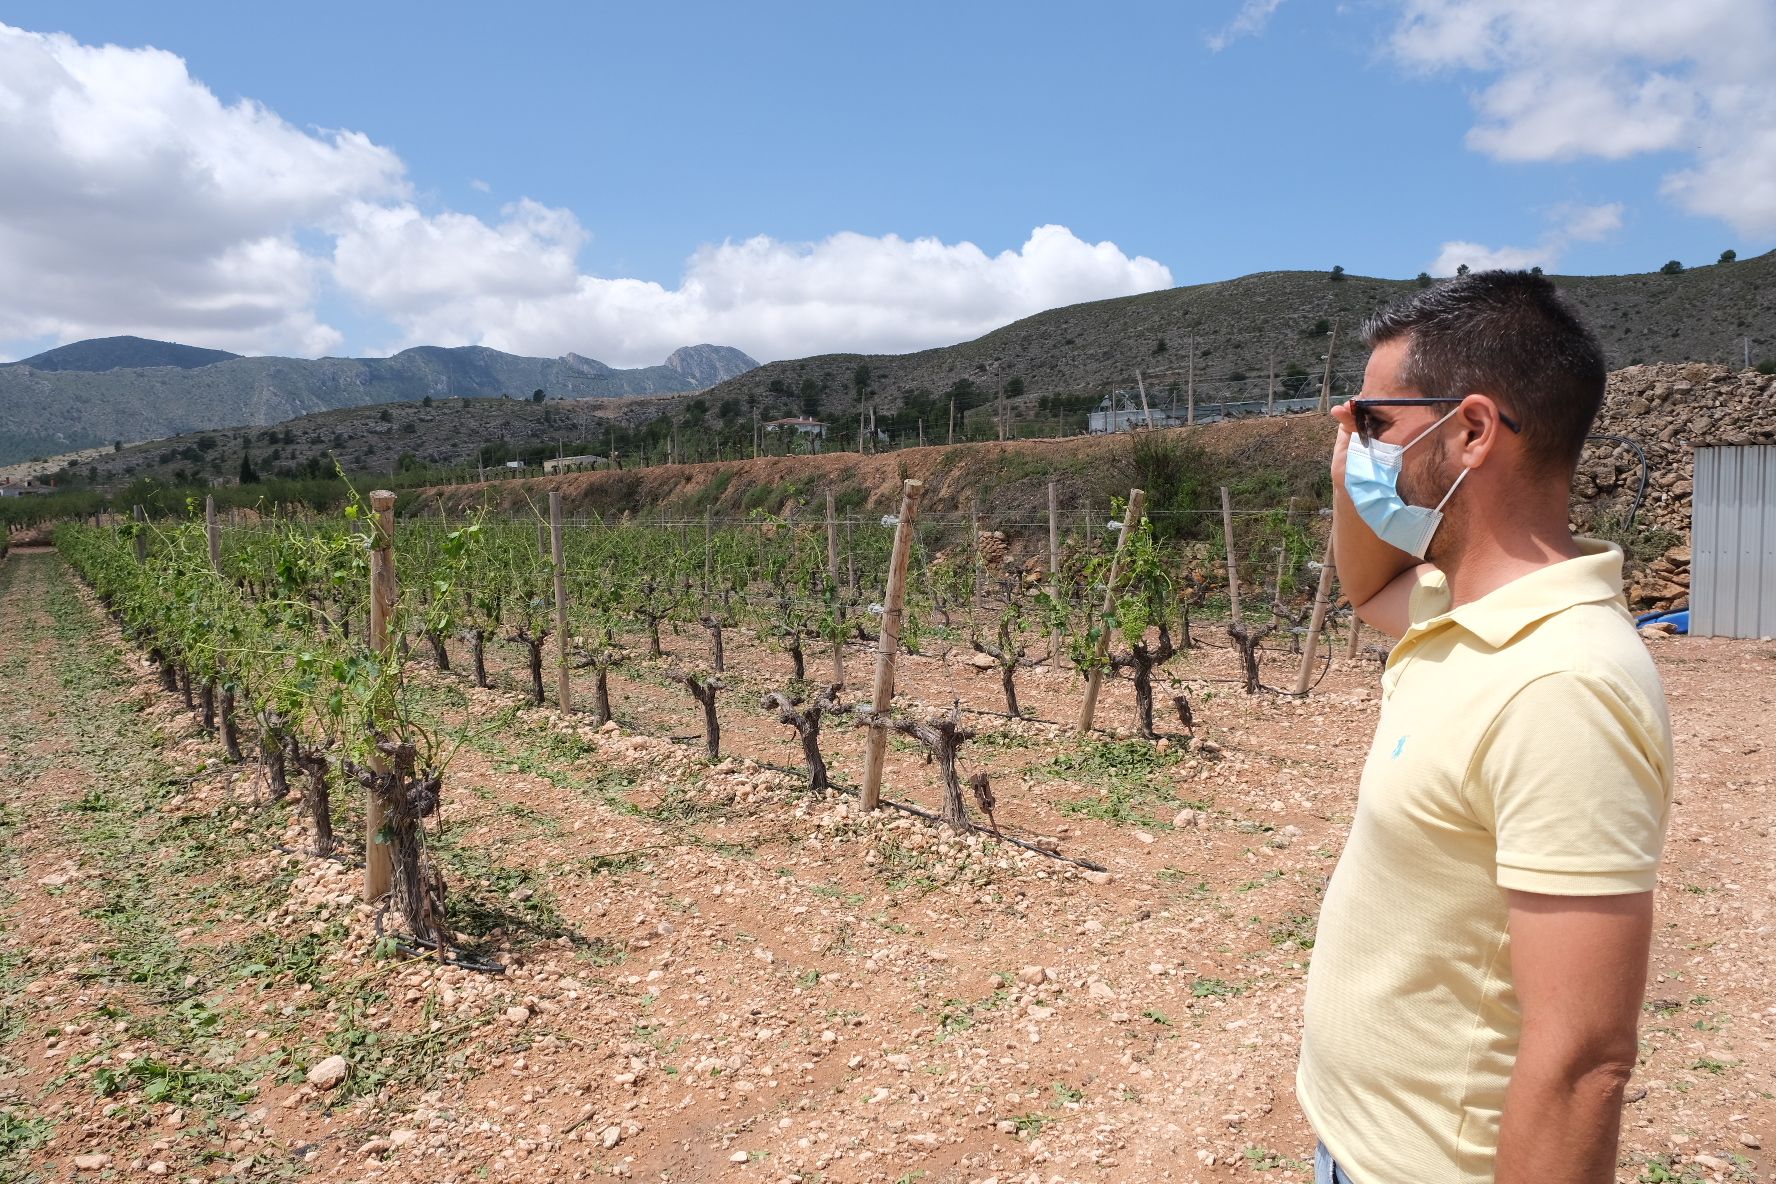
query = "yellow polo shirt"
(1297, 539, 1674, 1183)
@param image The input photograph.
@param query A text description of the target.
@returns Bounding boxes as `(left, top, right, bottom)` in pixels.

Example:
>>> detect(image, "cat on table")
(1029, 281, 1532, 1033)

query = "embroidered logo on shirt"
(1391, 735, 1408, 759)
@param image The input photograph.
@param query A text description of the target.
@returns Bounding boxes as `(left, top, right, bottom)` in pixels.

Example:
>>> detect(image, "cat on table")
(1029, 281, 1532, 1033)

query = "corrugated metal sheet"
(1692, 446, 1776, 639)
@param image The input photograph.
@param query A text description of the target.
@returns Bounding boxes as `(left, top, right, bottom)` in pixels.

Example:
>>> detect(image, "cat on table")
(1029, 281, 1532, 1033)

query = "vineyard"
(3, 488, 1769, 1181)
(54, 484, 1341, 911)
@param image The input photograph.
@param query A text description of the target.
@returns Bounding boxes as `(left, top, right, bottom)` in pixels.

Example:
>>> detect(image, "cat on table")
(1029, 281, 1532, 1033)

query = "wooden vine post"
(1075, 487, 1145, 735)
(132, 505, 148, 562)
(1293, 534, 1337, 695)
(364, 490, 398, 903)
(1047, 480, 1063, 668)
(1221, 486, 1242, 624)
(204, 495, 222, 574)
(860, 479, 924, 812)
(549, 491, 573, 711)
(826, 488, 844, 685)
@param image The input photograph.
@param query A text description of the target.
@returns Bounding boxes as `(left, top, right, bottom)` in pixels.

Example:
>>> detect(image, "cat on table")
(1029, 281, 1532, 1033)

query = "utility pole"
(1187, 334, 1196, 426)
(1318, 318, 1340, 414)
(1267, 348, 1276, 416)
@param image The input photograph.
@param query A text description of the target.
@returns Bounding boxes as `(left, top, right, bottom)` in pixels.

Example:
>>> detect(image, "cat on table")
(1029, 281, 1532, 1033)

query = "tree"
(238, 450, 259, 484)
(1416, 272, 1432, 288)
(1153, 337, 1168, 355)
(800, 375, 823, 419)
(113, 440, 123, 452)
(1004, 376, 1025, 401)
(1456, 263, 1470, 276)
(1329, 265, 1346, 282)
(852, 362, 872, 405)
(1530, 265, 1544, 276)
(1660, 260, 1684, 275)
(532, 388, 546, 403)
(422, 395, 434, 407)
(1719, 249, 1737, 264)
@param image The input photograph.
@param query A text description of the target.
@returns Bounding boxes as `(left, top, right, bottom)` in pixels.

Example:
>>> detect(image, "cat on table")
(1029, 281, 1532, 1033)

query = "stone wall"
(1574, 363, 1776, 610)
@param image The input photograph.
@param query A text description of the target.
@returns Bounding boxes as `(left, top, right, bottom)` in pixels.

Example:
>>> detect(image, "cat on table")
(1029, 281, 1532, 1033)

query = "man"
(1297, 271, 1674, 1183)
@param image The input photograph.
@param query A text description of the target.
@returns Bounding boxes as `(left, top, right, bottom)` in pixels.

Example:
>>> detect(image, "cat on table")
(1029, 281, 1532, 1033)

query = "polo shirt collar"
(1429, 538, 1627, 650)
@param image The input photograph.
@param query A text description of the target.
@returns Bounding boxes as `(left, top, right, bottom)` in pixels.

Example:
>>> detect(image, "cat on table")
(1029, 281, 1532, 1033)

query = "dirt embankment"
(418, 416, 1338, 527)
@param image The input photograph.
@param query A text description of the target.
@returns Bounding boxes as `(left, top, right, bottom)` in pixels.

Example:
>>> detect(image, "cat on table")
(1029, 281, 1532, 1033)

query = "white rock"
(1016, 965, 1048, 986)
(603, 1125, 623, 1150)
(730, 1150, 750, 1164)
(75, 1154, 112, 1172)
(505, 1006, 531, 1024)
(305, 1055, 348, 1091)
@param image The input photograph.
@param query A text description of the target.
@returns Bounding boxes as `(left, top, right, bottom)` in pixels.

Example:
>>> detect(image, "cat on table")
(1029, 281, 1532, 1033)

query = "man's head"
(1360, 269, 1606, 476)
(1349, 270, 1605, 561)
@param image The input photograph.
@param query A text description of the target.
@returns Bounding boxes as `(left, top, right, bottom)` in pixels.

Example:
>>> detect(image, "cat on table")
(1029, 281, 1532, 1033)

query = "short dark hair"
(1362, 270, 1605, 473)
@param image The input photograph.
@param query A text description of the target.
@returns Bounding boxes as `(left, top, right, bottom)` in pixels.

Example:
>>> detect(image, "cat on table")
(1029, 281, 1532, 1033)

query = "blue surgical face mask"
(1343, 407, 1468, 560)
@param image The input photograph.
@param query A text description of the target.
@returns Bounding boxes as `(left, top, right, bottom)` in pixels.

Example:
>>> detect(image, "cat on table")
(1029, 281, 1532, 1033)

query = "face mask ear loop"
(1432, 465, 1470, 513)
(1403, 405, 1463, 452)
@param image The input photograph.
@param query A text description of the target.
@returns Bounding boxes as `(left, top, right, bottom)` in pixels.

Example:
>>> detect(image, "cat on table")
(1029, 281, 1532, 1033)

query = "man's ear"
(1454, 394, 1507, 470)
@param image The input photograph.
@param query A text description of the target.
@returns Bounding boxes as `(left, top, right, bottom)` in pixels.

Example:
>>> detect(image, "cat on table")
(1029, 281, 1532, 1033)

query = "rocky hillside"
(0, 341, 759, 466)
(52, 391, 700, 490)
(700, 253, 1776, 425)
(5, 335, 241, 372)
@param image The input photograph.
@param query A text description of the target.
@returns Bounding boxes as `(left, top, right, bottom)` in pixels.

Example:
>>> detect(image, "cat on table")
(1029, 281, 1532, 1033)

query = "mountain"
(698, 253, 1776, 422)
(7, 335, 242, 372)
(0, 341, 759, 465)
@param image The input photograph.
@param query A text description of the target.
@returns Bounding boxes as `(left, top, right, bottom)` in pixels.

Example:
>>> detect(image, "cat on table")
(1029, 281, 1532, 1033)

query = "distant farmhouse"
(0, 478, 52, 497)
(763, 417, 828, 438)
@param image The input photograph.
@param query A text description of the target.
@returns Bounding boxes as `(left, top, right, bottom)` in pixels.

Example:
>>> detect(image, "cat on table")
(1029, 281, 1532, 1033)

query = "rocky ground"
(1, 549, 1771, 1183)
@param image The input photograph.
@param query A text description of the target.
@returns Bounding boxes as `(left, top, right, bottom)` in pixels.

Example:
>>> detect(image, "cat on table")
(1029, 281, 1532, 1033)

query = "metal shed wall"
(1691, 446, 1776, 639)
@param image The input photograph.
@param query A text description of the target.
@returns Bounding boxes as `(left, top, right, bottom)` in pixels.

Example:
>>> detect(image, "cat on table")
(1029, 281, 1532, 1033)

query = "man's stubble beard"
(1402, 436, 1468, 567)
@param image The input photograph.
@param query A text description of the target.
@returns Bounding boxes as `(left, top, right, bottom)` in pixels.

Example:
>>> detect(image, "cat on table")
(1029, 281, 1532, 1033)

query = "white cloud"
(0, 22, 404, 354)
(1207, 0, 1286, 51)
(1385, 0, 1776, 236)
(336, 216, 1173, 366)
(0, 21, 1173, 367)
(1429, 201, 1625, 276)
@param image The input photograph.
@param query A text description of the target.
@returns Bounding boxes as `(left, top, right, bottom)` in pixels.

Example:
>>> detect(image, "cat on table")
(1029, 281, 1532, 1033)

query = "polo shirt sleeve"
(1466, 670, 1672, 896)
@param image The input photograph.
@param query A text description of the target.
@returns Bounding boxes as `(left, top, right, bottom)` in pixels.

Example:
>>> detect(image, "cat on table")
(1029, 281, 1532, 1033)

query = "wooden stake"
(1267, 348, 1276, 416)
(1221, 486, 1242, 625)
(1346, 615, 1365, 659)
(1047, 480, 1063, 668)
(132, 504, 148, 562)
(1292, 534, 1336, 695)
(860, 479, 924, 812)
(826, 488, 844, 686)
(948, 397, 955, 445)
(205, 496, 222, 575)
(1076, 488, 1146, 735)
(549, 491, 573, 712)
(1135, 370, 1154, 428)
(363, 490, 398, 904)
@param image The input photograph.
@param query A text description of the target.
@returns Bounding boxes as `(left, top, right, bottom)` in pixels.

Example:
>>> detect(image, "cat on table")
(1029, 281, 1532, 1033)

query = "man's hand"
(1495, 890, 1653, 1184)
(1328, 403, 1425, 636)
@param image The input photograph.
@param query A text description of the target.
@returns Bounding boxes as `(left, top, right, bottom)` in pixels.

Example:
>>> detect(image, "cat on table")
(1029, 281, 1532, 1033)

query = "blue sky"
(1, 1, 1771, 364)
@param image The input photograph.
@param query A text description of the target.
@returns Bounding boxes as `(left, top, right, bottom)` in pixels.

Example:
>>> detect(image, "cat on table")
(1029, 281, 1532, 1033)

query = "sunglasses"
(1350, 397, 1521, 446)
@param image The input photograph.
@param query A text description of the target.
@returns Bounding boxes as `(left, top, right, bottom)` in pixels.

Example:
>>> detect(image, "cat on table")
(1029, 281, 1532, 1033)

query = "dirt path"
(2, 550, 1771, 1184)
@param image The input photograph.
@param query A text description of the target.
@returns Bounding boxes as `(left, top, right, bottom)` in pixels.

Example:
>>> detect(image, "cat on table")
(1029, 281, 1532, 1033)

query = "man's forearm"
(1330, 479, 1416, 608)
(1496, 1048, 1633, 1184)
